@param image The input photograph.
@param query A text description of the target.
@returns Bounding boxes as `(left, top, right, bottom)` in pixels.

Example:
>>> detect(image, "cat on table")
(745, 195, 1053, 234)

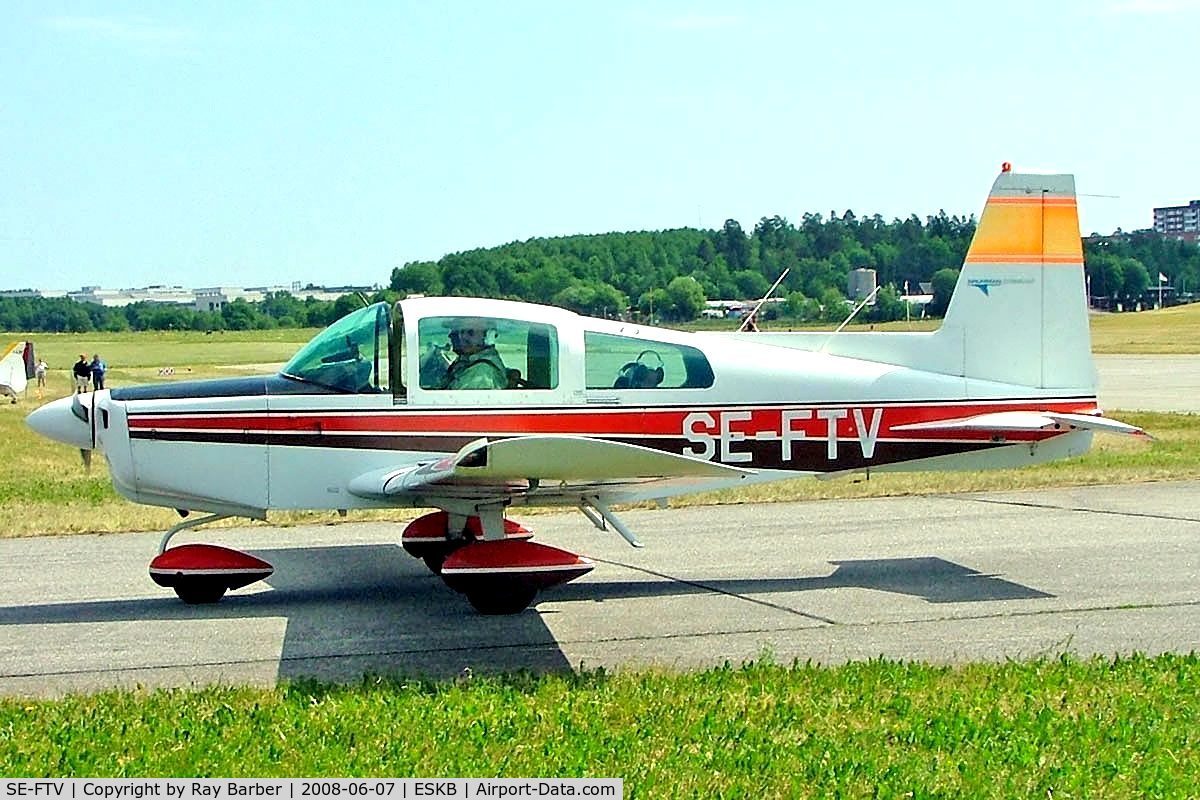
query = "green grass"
(18, 328, 317, 369)
(1, 655, 1197, 795)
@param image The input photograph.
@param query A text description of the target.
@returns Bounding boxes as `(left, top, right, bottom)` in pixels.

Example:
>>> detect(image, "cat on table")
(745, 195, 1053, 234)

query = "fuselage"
(28, 296, 1098, 518)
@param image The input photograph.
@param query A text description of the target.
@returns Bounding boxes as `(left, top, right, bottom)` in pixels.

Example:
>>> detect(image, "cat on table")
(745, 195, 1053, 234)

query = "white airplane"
(0, 341, 35, 404)
(26, 165, 1148, 614)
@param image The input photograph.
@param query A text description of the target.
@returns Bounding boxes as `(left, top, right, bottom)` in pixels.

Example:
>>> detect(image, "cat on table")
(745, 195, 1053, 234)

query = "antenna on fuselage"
(818, 284, 882, 352)
(737, 268, 790, 333)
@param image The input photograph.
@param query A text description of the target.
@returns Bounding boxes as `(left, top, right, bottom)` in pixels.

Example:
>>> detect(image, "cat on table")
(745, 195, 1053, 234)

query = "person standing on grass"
(90, 353, 107, 391)
(72, 354, 90, 394)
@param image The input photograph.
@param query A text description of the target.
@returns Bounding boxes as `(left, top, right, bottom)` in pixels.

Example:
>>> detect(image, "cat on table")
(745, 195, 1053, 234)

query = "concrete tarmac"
(2, 480, 1199, 697)
(1096, 354, 1200, 412)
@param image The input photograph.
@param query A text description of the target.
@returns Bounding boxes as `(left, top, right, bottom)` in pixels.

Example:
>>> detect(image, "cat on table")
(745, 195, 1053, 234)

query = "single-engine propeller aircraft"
(0, 341, 36, 404)
(27, 166, 1148, 613)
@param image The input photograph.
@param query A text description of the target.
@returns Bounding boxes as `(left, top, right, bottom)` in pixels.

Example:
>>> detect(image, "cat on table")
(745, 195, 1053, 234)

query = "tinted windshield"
(281, 302, 390, 393)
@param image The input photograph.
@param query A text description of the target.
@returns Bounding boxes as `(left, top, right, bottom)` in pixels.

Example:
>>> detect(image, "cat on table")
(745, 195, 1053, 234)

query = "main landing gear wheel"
(422, 547, 459, 575)
(172, 577, 228, 605)
(465, 581, 538, 615)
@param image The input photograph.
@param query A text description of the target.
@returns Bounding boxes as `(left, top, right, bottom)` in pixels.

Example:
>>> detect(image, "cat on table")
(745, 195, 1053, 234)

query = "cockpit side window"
(417, 316, 559, 390)
(585, 332, 714, 389)
(391, 301, 406, 400)
(280, 303, 390, 394)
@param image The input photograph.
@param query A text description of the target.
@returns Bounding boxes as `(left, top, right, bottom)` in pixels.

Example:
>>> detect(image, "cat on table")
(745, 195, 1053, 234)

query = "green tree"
(716, 220, 750, 271)
(390, 261, 443, 296)
(864, 285, 907, 323)
(818, 287, 849, 323)
(733, 270, 770, 300)
(661, 276, 706, 321)
(928, 268, 960, 317)
(1120, 258, 1150, 304)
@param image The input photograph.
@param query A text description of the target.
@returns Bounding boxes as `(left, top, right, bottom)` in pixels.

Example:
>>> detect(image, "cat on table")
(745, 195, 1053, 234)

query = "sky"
(3, 0, 1199, 291)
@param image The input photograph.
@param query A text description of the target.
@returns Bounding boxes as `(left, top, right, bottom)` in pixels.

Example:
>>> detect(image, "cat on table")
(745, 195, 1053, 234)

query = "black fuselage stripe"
(128, 430, 1002, 471)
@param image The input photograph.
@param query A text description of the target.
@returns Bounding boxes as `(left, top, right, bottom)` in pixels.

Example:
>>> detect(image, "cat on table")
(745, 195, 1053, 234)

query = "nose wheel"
(171, 578, 229, 605)
(150, 540, 274, 605)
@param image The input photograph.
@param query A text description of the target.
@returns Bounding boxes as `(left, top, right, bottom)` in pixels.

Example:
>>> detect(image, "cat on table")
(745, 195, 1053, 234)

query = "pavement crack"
(933, 494, 1200, 523)
(585, 556, 839, 623)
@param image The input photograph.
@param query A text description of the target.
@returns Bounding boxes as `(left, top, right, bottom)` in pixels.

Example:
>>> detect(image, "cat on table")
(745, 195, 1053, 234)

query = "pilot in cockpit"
(439, 317, 508, 390)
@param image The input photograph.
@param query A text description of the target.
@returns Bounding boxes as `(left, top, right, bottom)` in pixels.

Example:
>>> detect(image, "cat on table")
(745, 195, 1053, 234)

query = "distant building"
(1153, 200, 1200, 242)
(1, 282, 375, 309)
(70, 285, 194, 307)
(194, 286, 263, 312)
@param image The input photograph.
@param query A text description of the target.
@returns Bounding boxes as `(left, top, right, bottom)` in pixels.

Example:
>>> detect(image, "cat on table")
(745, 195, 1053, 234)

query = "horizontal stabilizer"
(891, 410, 1151, 439)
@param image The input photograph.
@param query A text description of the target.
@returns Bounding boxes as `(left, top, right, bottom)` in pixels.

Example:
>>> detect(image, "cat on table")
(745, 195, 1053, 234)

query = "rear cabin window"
(584, 332, 714, 390)
(417, 316, 559, 390)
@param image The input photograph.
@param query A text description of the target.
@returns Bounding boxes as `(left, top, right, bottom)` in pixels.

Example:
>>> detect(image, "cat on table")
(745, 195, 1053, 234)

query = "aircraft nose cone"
(26, 394, 94, 450)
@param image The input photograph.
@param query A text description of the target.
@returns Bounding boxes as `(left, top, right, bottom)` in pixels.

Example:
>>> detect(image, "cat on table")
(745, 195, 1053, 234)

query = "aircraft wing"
(890, 410, 1151, 439)
(347, 435, 755, 501)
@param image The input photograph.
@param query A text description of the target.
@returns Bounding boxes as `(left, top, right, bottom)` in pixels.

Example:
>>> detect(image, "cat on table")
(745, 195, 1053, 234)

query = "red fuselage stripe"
(126, 398, 1098, 442)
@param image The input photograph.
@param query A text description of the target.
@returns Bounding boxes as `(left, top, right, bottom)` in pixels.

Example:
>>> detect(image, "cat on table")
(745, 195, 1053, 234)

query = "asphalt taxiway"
(2, 480, 1198, 696)
(1096, 354, 1200, 412)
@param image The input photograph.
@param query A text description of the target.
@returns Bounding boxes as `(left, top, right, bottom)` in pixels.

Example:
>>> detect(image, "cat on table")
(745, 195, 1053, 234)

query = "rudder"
(938, 166, 1093, 392)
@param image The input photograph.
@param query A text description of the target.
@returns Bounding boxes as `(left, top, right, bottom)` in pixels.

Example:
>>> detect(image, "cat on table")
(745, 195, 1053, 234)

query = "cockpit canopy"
(280, 302, 392, 393)
(279, 296, 716, 399)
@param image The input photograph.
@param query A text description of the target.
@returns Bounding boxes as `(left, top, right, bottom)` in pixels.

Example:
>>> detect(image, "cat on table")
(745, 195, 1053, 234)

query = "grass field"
(1, 655, 1197, 794)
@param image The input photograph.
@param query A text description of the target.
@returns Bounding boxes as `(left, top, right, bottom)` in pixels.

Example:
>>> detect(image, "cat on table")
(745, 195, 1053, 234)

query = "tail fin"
(939, 166, 1092, 390)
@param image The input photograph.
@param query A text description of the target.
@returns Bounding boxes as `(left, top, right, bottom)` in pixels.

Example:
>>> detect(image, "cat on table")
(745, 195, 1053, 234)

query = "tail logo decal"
(968, 275, 1036, 296)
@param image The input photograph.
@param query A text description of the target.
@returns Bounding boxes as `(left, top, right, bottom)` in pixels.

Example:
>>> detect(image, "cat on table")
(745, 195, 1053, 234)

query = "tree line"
(4, 214, 1199, 333)
(0, 291, 396, 334)
(391, 211, 980, 325)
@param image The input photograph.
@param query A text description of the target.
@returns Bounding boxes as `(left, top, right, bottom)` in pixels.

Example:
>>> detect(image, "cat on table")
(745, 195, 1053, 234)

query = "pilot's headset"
(614, 350, 665, 389)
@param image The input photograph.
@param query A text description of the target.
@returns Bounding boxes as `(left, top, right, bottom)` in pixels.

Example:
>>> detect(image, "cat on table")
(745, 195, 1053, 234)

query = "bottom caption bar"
(0, 780, 622, 800)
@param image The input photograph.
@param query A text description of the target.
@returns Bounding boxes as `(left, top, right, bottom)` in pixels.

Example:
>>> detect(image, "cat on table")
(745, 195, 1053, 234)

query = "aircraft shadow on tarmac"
(0, 545, 1051, 683)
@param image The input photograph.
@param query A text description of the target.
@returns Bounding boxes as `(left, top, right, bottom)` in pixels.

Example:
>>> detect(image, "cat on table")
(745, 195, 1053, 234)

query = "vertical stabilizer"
(939, 166, 1093, 391)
